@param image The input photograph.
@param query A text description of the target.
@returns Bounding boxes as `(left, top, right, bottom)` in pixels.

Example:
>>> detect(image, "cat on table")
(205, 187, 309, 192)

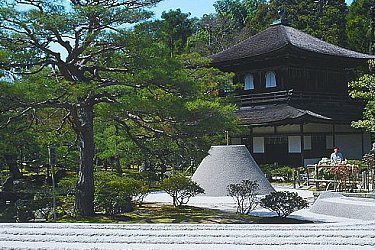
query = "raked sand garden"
(1, 184, 375, 249)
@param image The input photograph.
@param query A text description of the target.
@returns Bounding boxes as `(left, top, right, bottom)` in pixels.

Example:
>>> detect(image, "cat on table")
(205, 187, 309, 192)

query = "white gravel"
(2, 180, 375, 249)
(1, 222, 375, 249)
(310, 192, 375, 221)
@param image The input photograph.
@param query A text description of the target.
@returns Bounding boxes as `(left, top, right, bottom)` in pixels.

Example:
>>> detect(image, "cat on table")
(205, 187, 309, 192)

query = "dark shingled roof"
(237, 102, 363, 126)
(211, 24, 375, 63)
(237, 104, 330, 125)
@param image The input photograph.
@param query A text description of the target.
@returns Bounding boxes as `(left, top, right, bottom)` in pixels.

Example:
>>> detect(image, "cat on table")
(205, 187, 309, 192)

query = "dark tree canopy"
(160, 8, 195, 56)
(346, 0, 374, 54)
(0, 0, 237, 216)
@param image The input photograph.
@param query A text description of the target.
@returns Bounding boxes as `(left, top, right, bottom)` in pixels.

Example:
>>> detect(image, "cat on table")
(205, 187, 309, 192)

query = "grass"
(57, 202, 313, 224)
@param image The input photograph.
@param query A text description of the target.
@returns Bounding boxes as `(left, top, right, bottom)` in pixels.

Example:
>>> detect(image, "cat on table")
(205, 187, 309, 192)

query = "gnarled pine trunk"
(75, 105, 95, 216)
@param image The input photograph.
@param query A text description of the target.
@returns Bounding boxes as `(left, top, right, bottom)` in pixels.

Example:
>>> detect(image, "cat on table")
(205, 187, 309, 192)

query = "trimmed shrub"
(227, 180, 259, 214)
(161, 174, 204, 207)
(57, 176, 78, 217)
(15, 200, 34, 222)
(94, 172, 150, 215)
(259, 164, 273, 181)
(260, 191, 308, 217)
(31, 186, 54, 221)
(271, 166, 294, 182)
(58, 177, 78, 196)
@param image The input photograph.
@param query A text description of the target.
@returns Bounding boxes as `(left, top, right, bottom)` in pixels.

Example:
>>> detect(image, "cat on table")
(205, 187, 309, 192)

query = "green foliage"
(259, 164, 273, 181)
(94, 172, 150, 215)
(94, 49, 238, 168)
(227, 179, 259, 214)
(267, 0, 348, 47)
(214, 0, 266, 28)
(161, 9, 195, 56)
(55, 176, 78, 217)
(0, 205, 17, 222)
(189, 0, 357, 55)
(349, 60, 375, 131)
(31, 186, 54, 221)
(346, 0, 373, 53)
(0, 169, 10, 186)
(190, 1, 266, 55)
(138, 170, 160, 186)
(15, 199, 34, 222)
(161, 174, 205, 207)
(362, 154, 375, 169)
(58, 176, 78, 196)
(271, 166, 294, 182)
(261, 191, 308, 217)
(0, 0, 238, 216)
(319, 167, 335, 180)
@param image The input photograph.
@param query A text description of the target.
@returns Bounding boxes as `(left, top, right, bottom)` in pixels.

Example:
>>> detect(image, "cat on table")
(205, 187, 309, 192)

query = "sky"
(151, 0, 354, 18)
(151, 0, 216, 18)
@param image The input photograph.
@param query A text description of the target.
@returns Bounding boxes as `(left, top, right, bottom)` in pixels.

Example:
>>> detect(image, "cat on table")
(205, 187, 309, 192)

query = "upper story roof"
(210, 24, 375, 64)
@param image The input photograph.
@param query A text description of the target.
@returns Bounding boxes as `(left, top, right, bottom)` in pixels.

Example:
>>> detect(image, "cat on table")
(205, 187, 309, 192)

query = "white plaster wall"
(288, 136, 301, 153)
(304, 136, 312, 150)
(253, 137, 265, 153)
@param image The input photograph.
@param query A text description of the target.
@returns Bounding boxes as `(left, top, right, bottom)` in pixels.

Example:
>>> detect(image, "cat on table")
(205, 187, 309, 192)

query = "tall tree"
(349, 60, 375, 131)
(259, 0, 348, 46)
(346, 0, 374, 53)
(214, 0, 265, 29)
(214, 0, 248, 29)
(0, 0, 237, 216)
(160, 9, 195, 56)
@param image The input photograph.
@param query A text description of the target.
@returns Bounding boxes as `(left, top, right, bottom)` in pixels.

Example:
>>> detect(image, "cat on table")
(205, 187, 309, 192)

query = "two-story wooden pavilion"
(211, 23, 375, 166)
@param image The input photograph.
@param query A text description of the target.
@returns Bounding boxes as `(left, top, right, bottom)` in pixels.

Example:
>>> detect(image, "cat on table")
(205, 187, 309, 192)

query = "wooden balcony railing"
(236, 90, 353, 105)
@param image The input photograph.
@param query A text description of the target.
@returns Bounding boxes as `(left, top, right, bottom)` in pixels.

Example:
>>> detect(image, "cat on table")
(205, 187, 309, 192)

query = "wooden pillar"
(361, 130, 365, 156)
(315, 164, 319, 191)
(300, 124, 305, 167)
(249, 126, 253, 153)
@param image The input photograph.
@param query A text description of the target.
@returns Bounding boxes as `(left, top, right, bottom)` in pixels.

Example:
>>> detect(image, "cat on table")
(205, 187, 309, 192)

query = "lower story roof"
(237, 102, 363, 126)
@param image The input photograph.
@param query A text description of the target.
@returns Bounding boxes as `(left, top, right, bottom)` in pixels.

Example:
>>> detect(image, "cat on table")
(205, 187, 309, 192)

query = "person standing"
(330, 146, 344, 163)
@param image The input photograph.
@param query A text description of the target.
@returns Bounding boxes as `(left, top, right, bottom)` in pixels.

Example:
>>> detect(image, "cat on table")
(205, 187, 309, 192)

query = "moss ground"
(57, 202, 313, 224)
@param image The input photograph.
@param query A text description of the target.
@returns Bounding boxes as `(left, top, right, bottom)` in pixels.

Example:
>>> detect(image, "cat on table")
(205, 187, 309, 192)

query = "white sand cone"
(192, 145, 275, 196)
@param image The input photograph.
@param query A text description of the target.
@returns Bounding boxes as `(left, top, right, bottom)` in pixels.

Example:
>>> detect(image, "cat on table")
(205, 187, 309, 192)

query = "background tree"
(190, 0, 352, 56)
(0, 0, 237, 216)
(266, 0, 348, 46)
(346, 0, 374, 53)
(190, 0, 266, 55)
(349, 60, 375, 131)
(160, 9, 195, 56)
(214, 0, 248, 29)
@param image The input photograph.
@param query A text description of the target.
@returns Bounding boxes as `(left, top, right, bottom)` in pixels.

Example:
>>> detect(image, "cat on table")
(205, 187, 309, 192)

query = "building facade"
(211, 24, 375, 166)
